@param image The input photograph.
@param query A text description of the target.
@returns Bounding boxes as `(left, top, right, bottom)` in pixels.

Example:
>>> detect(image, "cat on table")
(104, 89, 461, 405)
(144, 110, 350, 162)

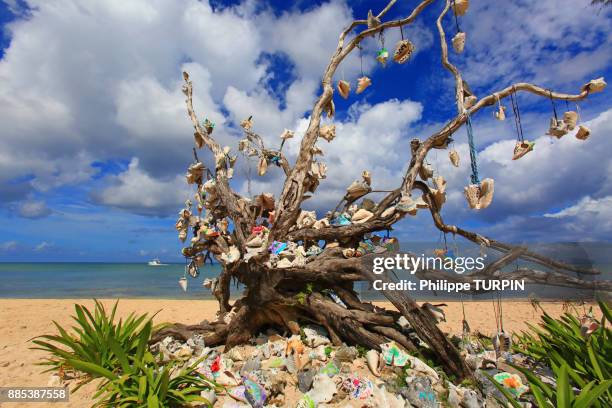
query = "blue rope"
(466, 112, 480, 184)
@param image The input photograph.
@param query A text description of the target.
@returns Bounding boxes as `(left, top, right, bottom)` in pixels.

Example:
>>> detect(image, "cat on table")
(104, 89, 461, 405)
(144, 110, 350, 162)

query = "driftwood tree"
(157, 0, 610, 380)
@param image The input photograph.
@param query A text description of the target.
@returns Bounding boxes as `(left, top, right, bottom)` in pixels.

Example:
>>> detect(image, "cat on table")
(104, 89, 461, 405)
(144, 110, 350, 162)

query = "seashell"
(220, 246, 240, 264)
(178, 277, 188, 292)
(381, 206, 396, 218)
(356, 76, 372, 94)
(422, 302, 446, 322)
(581, 77, 607, 94)
(227, 348, 244, 362)
(187, 261, 199, 278)
(433, 248, 447, 258)
(342, 248, 356, 258)
(406, 354, 439, 379)
(286, 336, 305, 356)
(178, 229, 187, 242)
(257, 157, 268, 176)
(352, 208, 374, 224)
(195, 254, 205, 266)
(325, 98, 335, 118)
(366, 349, 382, 377)
(307, 345, 328, 362)
(395, 195, 417, 215)
(546, 117, 568, 138)
(200, 389, 217, 406)
(562, 111, 578, 130)
(346, 180, 371, 200)
(319, 124, 336, 142)
(296, 394, 315, 408)
(433, 175, 447, 194)
(380, 341, 409, 367)
(297, 210, 317, 228)
(492, 372, 529, 398)
(313, 218, 330, 230)
(243, 376, 267, 408)
(453, 0, 469, 16)
(452, 31, 466, 54)
(310, 374, 337, 404)
(393, 40, 414, 64)
(431, 188, 447, 209)
(464, 178, 494, 210)
(194, 131, 204, 149)
(376, 48, 389, 66)
(279, 128, 294, 140)
(275, 258, 293, 268)
(310, 161, 327, 179)
(240, 116, 253, 130)
(495, 105, 506, 121)
(449, 149, 460, 167)
(512, 140, 535, 160)
(337, 80, 351, 99)
(464, 95, 477, 109)
(575, 125, 591, 140)
(367, 9, 380, 28)
(303, 326, 331, 347)
(418, 162, 434, 180)
(362, 170, 372, 185)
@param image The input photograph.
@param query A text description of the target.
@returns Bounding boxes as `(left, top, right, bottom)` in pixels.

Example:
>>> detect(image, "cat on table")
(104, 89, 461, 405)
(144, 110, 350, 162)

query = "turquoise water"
(0, 263, 223, 299)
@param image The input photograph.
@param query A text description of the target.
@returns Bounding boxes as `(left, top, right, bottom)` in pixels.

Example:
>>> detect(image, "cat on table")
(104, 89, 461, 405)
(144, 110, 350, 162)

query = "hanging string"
(379, 29, 385, 49)
(549, 90, 558, 121)
(400, 24, 404, 40)
(358, 44, 364, 76)
(452, 0, 462, 33)
(466, 112, 480, 185)
(510, 89, 524, 142)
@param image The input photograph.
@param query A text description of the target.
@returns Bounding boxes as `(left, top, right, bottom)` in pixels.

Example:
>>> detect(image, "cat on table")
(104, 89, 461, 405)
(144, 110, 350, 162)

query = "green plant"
(32, 300, 156, 384)
(513, 300, 611, 386)
(485, 363, 612, 408)
(69, 320, 216, 407)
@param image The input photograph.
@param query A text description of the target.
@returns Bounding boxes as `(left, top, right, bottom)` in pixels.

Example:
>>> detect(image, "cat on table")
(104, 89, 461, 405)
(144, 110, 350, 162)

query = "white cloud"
(0, 241, 19, 251)
(17, 200, 52, 219)
(34, 241, 52, 251)
(93, 158, 192, 216)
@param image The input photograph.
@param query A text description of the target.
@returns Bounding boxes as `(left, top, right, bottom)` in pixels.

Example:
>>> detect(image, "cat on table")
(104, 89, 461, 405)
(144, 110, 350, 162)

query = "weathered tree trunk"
(157, 0, 611, 382)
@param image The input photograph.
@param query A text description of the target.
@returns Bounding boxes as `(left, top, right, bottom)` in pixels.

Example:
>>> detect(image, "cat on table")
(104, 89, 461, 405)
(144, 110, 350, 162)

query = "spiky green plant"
(485, 363, 612, 408)
(513, 300, 611, 385)
(67, 322, 216, 407)
(32, 300, 157, 385)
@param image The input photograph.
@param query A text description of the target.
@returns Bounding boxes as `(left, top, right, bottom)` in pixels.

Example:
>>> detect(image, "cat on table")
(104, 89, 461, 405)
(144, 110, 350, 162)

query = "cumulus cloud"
(17, 200, 52, 219)
(0, 240, 19, 251)
(92, 158, 191, 216)
(34, 241, 52, 251)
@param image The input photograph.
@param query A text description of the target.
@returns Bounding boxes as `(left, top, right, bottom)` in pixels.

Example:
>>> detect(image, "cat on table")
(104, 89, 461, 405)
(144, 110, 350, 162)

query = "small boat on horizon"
(147, 258, 167, 266)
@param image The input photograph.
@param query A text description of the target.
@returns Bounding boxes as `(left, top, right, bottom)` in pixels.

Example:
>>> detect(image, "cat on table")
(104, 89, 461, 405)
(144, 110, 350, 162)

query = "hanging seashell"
(325, 98, 335, 118)
(319, 124, 336, 142)
(464, 178, 494, 210)
(337, 80, 351, 99)
(580, 77, 607, 94)
(393, 40, 414, 64)
(352, 208, 374, 224)
(356, 76, 372, 94)
(453, 0, 469, 16)
(575, 125, 591, 140)
(257, 157, 268, 176)
(464, 95, 477, 109)
(346, 180, 371, 201)
(418, 162, 434, 180)
(495, 105, 506, 121)
(433, 248, 447, 258)
(367, 9, 381, 28)
(193, 131, 205, 149)
(366, 350, 382, 377)
(240, 116, 253, 130)
(562, 111, 579, 130)
(512, 140, 535, 160)
(546, 117, 568, 138)
(202, 118, 215, 135)
(433, 175, 447, 194)
(431, 188, 446, 209)
(395, 195, 418, 215)
(376, 48, 389, 67)
(362, 170, 372, 185)
(280, 129, 294, 140)
(178, 277, 188, 292)
(452, 31, 466, 54)
(187, 261, 199, 278)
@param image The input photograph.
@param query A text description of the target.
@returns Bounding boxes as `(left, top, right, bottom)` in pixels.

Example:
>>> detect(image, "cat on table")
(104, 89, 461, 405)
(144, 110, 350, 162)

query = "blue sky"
(0, 0, 611, 262)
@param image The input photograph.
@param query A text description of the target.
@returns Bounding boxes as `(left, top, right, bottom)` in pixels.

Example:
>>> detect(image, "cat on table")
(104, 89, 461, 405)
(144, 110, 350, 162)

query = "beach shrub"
(32, 300, 156, 384)
(513, 299, 611, 386)
(491, 299, 612, 406)
(485, 363, 612, 408)
(67, 322, 215, 407)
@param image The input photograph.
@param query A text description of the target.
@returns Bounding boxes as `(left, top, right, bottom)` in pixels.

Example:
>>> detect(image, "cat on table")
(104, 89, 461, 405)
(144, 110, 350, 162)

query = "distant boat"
(147, 258, 167, 266)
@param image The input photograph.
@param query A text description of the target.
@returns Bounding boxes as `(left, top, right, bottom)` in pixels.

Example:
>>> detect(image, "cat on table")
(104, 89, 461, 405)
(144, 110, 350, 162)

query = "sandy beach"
(0, 298, 597, 407)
